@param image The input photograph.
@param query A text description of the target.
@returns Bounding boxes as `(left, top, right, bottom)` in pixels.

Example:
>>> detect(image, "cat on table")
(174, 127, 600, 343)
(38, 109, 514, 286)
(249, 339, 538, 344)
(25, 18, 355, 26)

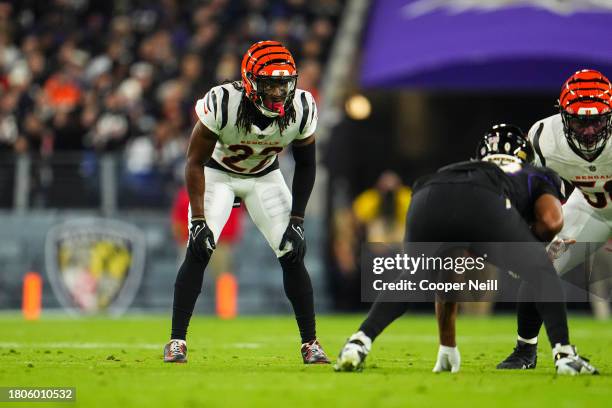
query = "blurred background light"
(344, 94, 371, 120)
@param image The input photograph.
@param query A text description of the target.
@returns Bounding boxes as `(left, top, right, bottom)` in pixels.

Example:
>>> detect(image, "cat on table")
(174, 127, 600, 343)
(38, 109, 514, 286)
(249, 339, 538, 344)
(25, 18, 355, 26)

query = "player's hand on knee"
(188, 218, 216, 260)
(433, 345, 461, 373)
(280, 218, 306, 262)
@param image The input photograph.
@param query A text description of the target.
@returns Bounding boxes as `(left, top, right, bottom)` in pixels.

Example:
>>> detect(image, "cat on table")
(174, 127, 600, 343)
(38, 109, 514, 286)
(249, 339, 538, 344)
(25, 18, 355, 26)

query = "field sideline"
(1, 314, 611, 407)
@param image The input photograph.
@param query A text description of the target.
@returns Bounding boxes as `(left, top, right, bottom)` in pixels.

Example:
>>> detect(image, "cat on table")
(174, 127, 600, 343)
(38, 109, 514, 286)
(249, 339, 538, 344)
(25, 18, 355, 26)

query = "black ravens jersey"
(413, 160, 565, 225)
(405, 159, 566, 305)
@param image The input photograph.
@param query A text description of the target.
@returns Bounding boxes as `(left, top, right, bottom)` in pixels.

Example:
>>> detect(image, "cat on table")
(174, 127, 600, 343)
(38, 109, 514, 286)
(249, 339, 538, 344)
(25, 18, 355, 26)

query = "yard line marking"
(0, 330, 603, 351)
(225, 343, 261, 349)
(0, 342, 261, 350)
(0, 342, 160, 350)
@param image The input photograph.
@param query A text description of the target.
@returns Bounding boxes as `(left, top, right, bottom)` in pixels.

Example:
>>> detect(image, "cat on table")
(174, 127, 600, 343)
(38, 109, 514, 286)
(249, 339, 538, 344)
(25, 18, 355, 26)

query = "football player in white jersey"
(498, 69, 612, 371)
(163, 41, 330, 364)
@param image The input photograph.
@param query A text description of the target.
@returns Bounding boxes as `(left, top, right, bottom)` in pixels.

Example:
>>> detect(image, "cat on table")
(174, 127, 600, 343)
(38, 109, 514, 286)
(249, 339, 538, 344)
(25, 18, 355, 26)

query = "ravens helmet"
(476, 124, 535, 165)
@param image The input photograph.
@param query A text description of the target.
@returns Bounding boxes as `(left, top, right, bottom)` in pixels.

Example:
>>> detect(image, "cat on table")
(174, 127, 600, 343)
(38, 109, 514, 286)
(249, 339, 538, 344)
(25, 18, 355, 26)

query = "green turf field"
(0, 314, 611, 407)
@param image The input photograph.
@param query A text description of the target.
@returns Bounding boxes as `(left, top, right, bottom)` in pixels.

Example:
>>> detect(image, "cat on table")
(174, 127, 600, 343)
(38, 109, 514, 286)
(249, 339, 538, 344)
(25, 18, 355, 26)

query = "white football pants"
(555, 189, 612, 275)
(188, 167, 292, 258)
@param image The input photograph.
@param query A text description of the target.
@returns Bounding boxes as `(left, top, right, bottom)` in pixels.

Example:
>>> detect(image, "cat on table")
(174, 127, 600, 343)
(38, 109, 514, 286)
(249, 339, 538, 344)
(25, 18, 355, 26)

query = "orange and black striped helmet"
(559, 69, 612, 161)
(241, 41, 297, 117)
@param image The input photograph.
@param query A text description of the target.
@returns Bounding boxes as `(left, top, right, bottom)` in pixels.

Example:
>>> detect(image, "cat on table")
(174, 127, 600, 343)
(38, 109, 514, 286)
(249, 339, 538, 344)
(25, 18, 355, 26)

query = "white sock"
(348, 331, 372, 353)
(552, 343, 575, 358)
(517, 335, 538, 345)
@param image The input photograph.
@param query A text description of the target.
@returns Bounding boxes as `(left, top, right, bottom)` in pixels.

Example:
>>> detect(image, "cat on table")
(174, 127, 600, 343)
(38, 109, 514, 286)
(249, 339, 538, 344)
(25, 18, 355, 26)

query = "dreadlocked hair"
(230, 80, 297, 134)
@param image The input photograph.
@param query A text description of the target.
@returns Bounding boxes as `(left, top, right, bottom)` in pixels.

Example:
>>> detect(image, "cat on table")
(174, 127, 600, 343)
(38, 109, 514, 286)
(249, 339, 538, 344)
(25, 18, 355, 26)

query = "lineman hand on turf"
(433, 345, 461, 373)
(188, 218, 215, 260)
(279, 218, 306, 262)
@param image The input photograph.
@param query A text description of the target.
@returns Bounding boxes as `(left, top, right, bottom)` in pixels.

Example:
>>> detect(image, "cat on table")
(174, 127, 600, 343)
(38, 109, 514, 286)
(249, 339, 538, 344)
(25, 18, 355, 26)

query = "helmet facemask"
(561, 110, 612, 161)
(250, 74, 297, 118)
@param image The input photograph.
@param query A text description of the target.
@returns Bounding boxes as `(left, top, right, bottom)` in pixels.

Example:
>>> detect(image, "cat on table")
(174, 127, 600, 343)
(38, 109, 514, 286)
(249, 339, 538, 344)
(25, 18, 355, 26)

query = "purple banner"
(362, 1, 612, 89)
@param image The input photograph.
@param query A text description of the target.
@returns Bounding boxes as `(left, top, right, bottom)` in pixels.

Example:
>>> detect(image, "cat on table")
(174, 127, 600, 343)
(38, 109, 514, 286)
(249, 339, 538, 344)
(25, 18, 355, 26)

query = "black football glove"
(279, 218, 306, 262)
(188, 218, 215, 261)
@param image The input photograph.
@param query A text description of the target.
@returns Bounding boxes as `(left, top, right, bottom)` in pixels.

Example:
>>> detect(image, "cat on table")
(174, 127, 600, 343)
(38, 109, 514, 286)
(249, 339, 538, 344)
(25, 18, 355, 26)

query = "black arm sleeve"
(290, 141, 316, 218)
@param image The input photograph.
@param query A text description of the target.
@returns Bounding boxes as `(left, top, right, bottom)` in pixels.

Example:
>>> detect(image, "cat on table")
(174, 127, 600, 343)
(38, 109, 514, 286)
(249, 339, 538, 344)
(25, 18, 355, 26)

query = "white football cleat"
(433, 345, 461, 373)
(334, 331, 372, 372)
(553, 344, 598, 375)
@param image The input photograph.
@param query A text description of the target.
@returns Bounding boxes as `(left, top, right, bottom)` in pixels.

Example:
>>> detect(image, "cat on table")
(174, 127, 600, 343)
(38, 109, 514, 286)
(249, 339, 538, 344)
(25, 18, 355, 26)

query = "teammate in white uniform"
(498, 69, 612, 371)
(163, 41, 330, 364)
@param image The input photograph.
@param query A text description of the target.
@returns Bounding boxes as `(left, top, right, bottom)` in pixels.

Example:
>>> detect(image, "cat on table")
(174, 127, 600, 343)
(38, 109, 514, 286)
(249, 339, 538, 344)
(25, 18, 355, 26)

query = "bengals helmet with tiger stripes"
(559, 69, 612, 161)
(241, 40, 298, 118)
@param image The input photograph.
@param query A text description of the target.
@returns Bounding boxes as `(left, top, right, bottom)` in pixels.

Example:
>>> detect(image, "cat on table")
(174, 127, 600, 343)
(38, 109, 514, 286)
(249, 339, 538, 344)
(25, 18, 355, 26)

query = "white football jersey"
(195, 82, 317, 174)
(528, 114, 612, 216)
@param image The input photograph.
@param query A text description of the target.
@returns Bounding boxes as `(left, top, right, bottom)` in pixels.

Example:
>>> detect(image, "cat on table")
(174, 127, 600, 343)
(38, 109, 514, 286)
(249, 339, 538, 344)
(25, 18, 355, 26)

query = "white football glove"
(546, 237, 576, 261)
(433, 345, 461, 373)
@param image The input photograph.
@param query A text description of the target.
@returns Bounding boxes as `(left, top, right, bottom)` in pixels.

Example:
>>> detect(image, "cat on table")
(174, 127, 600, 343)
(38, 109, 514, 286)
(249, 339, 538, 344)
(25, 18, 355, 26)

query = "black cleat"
(497, 341, 537, 370)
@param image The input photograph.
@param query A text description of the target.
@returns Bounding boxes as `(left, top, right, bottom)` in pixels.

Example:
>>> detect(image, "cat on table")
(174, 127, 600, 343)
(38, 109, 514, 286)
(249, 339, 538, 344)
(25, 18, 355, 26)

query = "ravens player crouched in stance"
(335, 125, 598, 375)
(163, 41, 330, 364)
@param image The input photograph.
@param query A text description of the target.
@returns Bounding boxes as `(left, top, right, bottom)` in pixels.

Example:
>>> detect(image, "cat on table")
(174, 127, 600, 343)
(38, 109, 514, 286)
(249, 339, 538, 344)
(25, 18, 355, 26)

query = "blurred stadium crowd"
(0, 0, 342, 192)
